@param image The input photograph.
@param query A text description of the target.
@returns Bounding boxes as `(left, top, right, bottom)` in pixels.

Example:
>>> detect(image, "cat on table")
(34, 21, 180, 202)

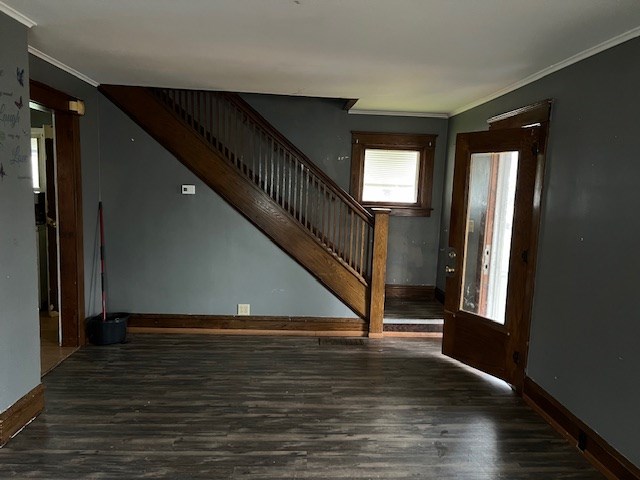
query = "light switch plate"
(182, 184, 195, 195)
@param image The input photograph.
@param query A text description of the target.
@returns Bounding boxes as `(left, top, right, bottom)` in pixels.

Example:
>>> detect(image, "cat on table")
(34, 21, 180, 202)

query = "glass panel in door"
(459, 151, 518, 324)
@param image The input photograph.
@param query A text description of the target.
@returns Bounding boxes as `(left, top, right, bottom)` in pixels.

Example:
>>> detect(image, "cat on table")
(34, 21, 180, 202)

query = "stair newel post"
(368, 208, 391, 338)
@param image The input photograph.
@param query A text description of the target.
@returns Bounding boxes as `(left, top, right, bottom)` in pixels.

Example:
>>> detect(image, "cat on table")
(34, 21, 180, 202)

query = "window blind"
(362, 149, 420, 203)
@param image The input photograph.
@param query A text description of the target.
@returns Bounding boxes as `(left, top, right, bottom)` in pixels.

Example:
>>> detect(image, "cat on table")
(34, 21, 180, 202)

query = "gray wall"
(29, 55, 103, 317)
(0, 14, 40, 411)
(98, 95, 354, 317)
(242, 94, 448, 286)
(438, 37, 640, 466)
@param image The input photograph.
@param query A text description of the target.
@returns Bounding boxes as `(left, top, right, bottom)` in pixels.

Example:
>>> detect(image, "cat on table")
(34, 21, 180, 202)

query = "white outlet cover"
(182, 184, 195, 194)
(237, 304, 250, 316)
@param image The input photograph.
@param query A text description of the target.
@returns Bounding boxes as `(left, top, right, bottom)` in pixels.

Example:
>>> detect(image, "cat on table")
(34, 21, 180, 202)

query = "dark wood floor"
(1, 335, 602, 479)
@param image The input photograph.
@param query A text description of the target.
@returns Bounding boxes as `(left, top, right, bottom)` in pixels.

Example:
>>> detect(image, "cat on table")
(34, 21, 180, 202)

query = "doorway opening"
(30, 80, 86, 375)
(30, 104, 75, 375)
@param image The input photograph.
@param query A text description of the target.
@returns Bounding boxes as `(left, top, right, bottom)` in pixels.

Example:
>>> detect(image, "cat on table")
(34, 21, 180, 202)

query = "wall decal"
(14, 95, 23, 109)
(0, 103, 20, 128)
(10, 144, 28, 165)
(0, 91, 11, 97)
(0, 130, 4, 147)
(0, 163, 6, 180)
(16, 67, 24, 86)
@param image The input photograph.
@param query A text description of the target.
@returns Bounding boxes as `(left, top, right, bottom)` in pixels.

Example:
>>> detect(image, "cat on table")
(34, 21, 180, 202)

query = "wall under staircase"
(99, 85, 390, 329)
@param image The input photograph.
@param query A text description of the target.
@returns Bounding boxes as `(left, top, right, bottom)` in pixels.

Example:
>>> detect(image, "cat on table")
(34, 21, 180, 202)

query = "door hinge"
(521, 249, 529, 263)
(512, 351, 520, 365)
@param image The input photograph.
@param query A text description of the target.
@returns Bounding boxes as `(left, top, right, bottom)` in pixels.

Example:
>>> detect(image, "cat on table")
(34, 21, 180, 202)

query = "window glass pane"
(362, 149, 419, 203)
(31, 137, 40, 191)
(460, 151, 518, 325)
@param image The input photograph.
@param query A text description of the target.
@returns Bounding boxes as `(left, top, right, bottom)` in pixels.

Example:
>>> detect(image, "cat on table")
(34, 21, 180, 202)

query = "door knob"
(445, 265, 455, 275)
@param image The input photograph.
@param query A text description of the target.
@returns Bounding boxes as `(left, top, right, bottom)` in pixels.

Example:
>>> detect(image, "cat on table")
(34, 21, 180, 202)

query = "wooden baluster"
(296, 160, 302, 221)
(287, 153, 292, 214)
(202, 92, 206, 136)
(343, 203, 349, 263)
(304, 168, 310, 230)
(194, 90, 198, 129)
(355, 218, 362, 275)
(195, 91, 200, 129)
(207, 93, 213, 144)
(295, 159, 300, 220)
(186, 90, 191, 124)
(251, 123, 256, 182)
(297, 162, 303, 222)
(219, 96, 223, 149)
(186, 90, 191, 126)
(293, 156, 298, 217)
(275, 141, 279, 201)
(321, 184, 327, 245)
(235, 109, 241, 168)
(349, 211, 355, 269)
(210, 94, 214, 145)
(308, 175, 314, 234)
(269, 137, 275, 199)
(360, 220, 367, 277)
(369, 209, 390, 338)
(336, 202, 342, 258)
(340, 202, 347, 259)
(332, 194, 338, 253)
(258, 129, 262, 187)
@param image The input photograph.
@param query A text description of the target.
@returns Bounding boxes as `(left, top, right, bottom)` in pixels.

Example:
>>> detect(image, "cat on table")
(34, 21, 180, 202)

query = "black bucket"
(86, 313, 129, 345)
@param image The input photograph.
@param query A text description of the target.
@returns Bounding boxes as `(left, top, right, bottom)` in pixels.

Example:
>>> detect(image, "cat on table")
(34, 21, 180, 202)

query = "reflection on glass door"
(460, 151, 518, 324)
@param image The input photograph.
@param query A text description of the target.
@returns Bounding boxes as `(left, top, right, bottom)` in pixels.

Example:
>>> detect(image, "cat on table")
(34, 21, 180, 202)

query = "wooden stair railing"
(153, 88, 373, 280)
(99, 85, 390, 323)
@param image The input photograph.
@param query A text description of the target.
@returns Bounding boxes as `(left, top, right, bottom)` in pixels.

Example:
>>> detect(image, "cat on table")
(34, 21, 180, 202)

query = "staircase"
(99, 85, 389, 326)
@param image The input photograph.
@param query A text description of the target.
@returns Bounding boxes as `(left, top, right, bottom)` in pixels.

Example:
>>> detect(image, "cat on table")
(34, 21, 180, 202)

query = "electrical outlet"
(237, 304, 250, 316)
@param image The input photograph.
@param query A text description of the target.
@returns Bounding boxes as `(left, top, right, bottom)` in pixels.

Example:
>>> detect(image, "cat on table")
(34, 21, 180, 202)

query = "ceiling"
(4, 0, 640, 115)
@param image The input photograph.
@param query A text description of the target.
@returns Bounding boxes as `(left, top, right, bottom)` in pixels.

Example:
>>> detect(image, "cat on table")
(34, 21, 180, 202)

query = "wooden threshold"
(0, 384, 45, 447)
(523, 377, 640, 480)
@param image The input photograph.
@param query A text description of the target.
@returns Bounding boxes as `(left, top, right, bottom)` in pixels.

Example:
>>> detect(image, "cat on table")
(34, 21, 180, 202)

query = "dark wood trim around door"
(30, 80, 85, 347)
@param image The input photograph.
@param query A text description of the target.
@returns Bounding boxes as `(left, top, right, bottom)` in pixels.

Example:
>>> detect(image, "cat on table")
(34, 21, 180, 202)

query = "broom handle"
(99, 201, 106, 321)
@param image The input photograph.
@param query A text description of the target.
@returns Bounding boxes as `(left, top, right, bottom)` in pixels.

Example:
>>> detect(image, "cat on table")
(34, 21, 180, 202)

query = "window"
(350, 132, 436, 216)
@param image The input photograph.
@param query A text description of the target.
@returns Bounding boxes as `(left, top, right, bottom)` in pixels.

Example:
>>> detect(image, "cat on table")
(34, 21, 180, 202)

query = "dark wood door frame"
(443, 100, 552, 391)
(30, 80, 85, 347)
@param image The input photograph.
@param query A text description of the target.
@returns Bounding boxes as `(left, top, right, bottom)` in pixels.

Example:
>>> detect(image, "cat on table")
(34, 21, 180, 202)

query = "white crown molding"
(28, 46, 100, 87)
(0, 1, 36, 27)
(451, 25, 640, 117)
(349, 109, 449, 119)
